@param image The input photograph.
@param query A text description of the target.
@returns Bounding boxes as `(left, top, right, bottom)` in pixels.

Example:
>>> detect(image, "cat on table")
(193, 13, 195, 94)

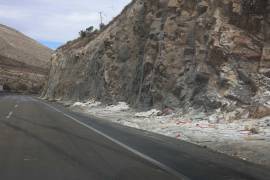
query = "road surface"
(0, 94, 270, 180)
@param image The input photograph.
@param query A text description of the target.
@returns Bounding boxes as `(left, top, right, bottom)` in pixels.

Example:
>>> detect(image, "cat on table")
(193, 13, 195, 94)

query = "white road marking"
(23, 158, 37, 161)
(6, 111, 13, 119)
(36, 99, 190, 180)
(14, 104, 19, 108)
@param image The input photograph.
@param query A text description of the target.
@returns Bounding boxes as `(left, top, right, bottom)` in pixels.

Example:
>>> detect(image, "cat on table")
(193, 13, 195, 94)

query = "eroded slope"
(43, 0, 270, 114)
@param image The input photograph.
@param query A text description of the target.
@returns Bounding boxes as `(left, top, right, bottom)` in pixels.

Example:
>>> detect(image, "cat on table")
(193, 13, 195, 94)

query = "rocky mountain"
(43, 0, 270, 115)
(0, 24, 52, 93)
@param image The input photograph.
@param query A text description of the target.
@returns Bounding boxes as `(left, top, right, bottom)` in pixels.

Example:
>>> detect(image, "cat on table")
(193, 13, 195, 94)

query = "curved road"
(0, 94, 269, 180)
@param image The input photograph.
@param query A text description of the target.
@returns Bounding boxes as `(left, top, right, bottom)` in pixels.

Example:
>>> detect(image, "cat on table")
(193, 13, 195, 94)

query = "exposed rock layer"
(43, 0, 270, 112)
(0, 24, 52, 93)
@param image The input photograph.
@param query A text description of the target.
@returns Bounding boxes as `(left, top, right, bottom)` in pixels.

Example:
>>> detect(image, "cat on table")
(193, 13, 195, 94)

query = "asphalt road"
(0, 94, 270, 180)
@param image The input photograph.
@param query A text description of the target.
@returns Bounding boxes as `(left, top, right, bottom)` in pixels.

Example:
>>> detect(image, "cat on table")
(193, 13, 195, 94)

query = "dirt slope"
(0, 24, 52, 93)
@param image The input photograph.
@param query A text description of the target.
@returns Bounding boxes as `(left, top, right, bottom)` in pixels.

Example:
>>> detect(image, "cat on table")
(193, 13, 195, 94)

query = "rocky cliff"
(0, 24, 52, 93)
(43, 0, 270, 114)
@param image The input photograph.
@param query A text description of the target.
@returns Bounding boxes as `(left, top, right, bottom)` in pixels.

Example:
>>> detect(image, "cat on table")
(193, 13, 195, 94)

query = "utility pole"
(99, 11, 105, 29)
(99, 12, 103, 25)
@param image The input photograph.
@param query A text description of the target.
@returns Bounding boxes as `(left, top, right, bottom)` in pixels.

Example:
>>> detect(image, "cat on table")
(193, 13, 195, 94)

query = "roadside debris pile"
(69, 99, 270, 168)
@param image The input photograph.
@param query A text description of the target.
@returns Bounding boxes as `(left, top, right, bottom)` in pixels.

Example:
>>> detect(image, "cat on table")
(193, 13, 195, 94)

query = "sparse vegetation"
(79, 26, 95, 38)
(79, 30, 86, 38)
(86, 26, 94, 33)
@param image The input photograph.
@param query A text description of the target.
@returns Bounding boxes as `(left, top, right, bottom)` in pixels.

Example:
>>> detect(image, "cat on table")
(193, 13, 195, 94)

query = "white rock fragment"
(121, 121, 140, 129)
(84, 100, 101, 108)
(72, 100, 101, 108)
(209, 114, 218, 123)
(106, 102, 130, 112)
(135, 109, 160, 118)
(73, 102, 87, 107)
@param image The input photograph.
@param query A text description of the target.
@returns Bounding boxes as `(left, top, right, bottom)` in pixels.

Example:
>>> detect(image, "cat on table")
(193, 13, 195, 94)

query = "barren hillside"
(0, 24, 52, 93)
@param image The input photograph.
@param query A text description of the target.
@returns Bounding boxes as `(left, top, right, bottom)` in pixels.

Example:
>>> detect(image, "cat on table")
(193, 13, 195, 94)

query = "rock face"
(43, 0, 270, 112)
(0, 24, 52, 93)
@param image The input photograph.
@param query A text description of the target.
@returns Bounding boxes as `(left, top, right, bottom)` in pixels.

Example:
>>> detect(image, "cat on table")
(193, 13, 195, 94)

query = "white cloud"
(0, 5, 30, 19)
(0, 0, 131, 43)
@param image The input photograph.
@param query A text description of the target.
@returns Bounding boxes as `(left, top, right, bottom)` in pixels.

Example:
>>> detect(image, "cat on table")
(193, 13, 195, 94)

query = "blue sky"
(39, 40, 63, 50)
(0, 0, 131, 49)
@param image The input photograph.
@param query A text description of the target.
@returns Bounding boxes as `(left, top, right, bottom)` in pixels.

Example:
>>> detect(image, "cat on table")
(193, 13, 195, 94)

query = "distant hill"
(0, 24, 52, 93)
